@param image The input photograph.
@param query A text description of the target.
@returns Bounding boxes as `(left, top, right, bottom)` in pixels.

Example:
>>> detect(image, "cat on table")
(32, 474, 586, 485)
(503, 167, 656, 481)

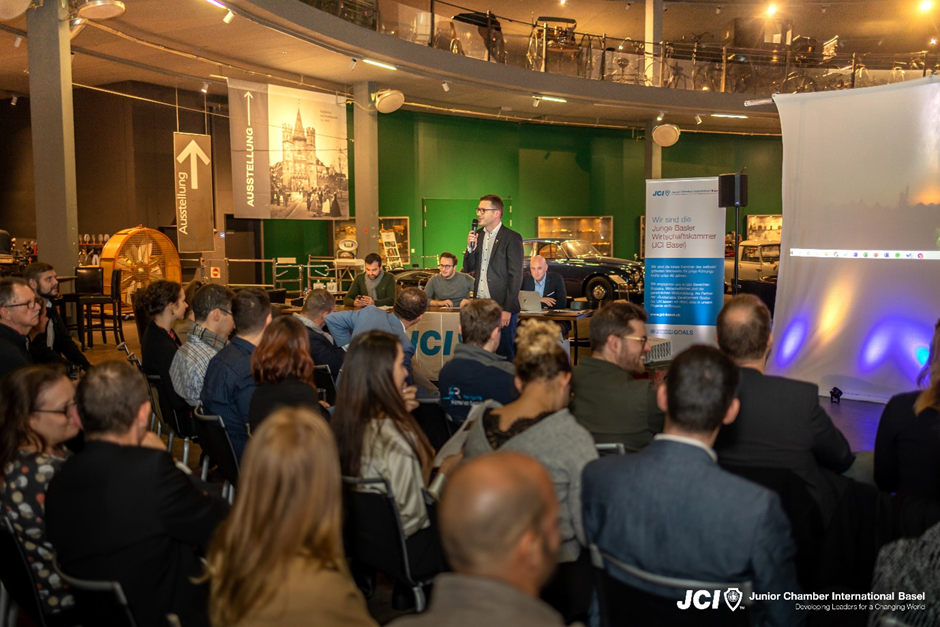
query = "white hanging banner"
(644, 177, 725, 355)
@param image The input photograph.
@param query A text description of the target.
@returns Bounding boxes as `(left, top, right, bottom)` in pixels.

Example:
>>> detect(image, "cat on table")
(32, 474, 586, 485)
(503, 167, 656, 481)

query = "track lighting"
(656, 111, 664, 121)
(533, 98, 540, 108)
(716, 6, 722, 14)
(625, 2, 631, 8)
(11, 96, 17, 106)
(534, 95, 567, 104)
(13, 36, 23, 47)
(349, 58, 358, 70)
(695, 114, 702, 124)
(223, 9, 234, 23)
(201, 81, 209, 93)
(363, 59, 397, 71)
(442, 81, 450, 92)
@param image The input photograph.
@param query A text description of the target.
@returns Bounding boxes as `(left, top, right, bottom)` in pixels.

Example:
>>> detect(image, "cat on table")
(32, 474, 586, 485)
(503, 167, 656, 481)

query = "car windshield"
(562, 240, 602, 258)
(761, 245, 780, 262)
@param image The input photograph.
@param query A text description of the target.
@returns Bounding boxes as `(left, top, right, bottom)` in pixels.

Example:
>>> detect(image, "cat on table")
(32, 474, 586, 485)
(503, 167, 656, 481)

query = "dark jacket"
(248, 378, 325, 432)
(30, 302, 91, 370)
(521, 272, 567, 309)
(46, 441, 229, 627)
(438, 344, 517, 423)
(302, 324, 345, 381)
(141, 321, 190, 414)
(713, 367, 856, 526)
(0, 323, 33, 380)
(462, 224, 524, 314)
(343, 271, 397, 307)
(874, 390, 940, 499)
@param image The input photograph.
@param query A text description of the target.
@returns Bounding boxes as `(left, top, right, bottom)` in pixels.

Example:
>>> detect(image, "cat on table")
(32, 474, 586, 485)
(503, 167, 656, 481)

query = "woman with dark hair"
(462, 320, 598, 621)
(139, 280, 189, 413)
(206, 408, 376, 627)
(875, 318, 940, 499)
(247, 316, 325, 432)
(331, 330, 446, 583)
(173, 279, 208, 344)
(0, 363, 81, 615)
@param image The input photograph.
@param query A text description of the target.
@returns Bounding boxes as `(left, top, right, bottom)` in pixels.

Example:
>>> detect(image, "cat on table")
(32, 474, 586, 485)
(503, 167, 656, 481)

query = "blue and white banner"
(644, 178, 725, 354)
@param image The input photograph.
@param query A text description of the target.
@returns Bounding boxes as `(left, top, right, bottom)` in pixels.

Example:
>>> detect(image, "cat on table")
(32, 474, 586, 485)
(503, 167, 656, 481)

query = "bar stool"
(64, 268, 125, 349)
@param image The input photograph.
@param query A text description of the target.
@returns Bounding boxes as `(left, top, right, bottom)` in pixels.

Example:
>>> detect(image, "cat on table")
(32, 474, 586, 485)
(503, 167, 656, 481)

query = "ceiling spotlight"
(821, 5, 827, 13)
(560, 0, 565, 5)
(363, 59, 398, 71)
(625, 2, 631, 8)
(533, 98, 540, 108)
(201, 81, 209, 93)
(767, 4, 777, 15)
(715, 6, 722, 14)
(535, 95, 567, 103)
(11, 96, 18, 106)
(695, 114, 702, 124)
(69, 17, 87, 39)
(13, 36, 23, 47)
(442, 81, 450, 92)
(932, 37, 938, 45)
(74, 0, 126, 20)
(349, 58, 358, 70)
(920, 0, 933, 11)
(223, 9, 234, 23)
(204, 0, 226, 7)
(656, 111, 665, 121)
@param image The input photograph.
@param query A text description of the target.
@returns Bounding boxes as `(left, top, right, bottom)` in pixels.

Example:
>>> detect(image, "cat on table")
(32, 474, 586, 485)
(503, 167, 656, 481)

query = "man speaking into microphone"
(463, 194, 524, 359)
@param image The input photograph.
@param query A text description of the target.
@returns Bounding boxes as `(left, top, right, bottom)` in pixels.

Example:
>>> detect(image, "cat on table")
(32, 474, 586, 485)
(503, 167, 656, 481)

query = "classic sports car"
(523, 238, 644, 305)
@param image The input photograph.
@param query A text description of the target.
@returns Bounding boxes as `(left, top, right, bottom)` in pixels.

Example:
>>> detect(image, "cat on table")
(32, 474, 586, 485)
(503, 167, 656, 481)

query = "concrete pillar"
(645, 0, 663, 87)
(353, 81, 380, 259)
(27, 0, 79, 276)
(645, 119, 662, 180)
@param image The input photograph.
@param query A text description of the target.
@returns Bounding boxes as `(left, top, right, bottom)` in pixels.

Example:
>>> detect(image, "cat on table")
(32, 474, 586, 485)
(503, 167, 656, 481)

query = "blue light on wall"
(775, 318, 808, 368)
(858, 317, 933, 385)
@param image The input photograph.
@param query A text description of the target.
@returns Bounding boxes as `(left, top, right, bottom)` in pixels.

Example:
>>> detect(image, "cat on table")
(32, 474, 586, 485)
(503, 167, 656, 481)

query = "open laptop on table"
(519, 290, 545, 313)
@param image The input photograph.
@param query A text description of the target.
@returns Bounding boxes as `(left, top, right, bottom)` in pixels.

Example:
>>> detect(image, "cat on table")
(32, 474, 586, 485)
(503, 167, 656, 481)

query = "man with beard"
(24, 262, 90, 373)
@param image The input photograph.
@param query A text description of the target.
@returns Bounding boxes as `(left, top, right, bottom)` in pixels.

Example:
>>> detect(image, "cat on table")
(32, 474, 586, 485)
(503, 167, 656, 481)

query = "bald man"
(390, 452, 575, 627)
(522, 255, 570, 336)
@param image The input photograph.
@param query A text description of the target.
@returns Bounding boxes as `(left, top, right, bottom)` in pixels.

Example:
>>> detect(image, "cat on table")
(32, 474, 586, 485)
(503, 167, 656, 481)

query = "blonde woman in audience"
(205, 407, 376, 627)
(462, 320, 598, 621)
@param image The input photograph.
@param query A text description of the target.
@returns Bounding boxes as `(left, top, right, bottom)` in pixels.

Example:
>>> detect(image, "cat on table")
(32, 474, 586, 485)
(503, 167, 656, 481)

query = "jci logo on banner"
(677, 588, 743, 612)
(652, 190, 671, 197)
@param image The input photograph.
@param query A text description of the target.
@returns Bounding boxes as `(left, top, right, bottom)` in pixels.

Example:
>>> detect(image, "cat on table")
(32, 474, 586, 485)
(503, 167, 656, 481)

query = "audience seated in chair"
(24, 261, 91, 373)
(331, 330, 452, 592)
(582, 345, 804, 627)
(874, 317, 940, 500)
(206, 407, 377, 627)
(247, 316, 327, 432)
(201, 288, 272, 461)
(173, 279, 209, 345)
(0, 278, 39, 380)
(170, 283, 235, 407)
(343, 252, 397, 308)
(713, 295, 856, 527)
(46, 361, 229, 627)
(390, 452, 571, 627)
(462, 320, 598, 622)
(438, 298, 517, 424)
(570, 301, 664, 450)
(139, 280, 191, 416)
(0, 363, 81, 616)
(294, 288, 345, 381)
(522, 255, 570, 337)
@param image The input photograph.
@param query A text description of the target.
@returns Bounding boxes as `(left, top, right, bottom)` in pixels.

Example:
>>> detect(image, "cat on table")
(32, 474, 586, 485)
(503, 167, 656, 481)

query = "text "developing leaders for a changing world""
(678, 589, 927, 613)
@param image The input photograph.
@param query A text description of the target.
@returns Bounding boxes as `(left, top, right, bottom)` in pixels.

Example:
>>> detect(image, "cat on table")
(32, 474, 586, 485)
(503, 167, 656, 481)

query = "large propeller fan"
(100, 226, 181, 306)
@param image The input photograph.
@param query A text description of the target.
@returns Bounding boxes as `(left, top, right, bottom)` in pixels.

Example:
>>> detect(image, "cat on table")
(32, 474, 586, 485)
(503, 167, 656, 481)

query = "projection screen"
(770, 76, 940, 401)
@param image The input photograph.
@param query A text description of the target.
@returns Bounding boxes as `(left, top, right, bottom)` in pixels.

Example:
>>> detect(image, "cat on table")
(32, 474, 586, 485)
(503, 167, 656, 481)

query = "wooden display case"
(537, 216, 613, 256)
(328, 217, 411, 265)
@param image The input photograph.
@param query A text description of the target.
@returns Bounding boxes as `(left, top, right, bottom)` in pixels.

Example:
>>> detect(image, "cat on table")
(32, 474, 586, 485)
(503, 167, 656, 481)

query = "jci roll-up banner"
(644, 177, 725, 354)
(173, 133, 215, 253)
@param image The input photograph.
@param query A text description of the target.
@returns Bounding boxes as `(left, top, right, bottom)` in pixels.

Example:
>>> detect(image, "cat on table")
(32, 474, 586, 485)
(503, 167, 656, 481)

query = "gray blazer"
(462, 224, 524, 314)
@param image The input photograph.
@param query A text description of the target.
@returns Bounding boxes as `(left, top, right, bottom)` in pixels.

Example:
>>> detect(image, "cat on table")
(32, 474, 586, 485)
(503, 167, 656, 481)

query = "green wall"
(263, 108, 782, 264)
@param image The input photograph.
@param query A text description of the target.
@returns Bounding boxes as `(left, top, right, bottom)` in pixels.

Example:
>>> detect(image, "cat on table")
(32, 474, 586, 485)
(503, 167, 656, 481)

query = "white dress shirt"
(476, 221, 502, 300)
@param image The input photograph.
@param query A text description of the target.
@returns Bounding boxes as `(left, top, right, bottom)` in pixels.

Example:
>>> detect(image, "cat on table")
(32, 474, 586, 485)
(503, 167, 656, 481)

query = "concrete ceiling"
(0, 0, 933, 134)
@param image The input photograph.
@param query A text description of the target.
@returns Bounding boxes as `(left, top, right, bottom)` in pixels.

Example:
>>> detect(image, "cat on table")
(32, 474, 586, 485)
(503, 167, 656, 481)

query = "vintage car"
(725, 240, 780, 291)
(523, 238, 644, 305)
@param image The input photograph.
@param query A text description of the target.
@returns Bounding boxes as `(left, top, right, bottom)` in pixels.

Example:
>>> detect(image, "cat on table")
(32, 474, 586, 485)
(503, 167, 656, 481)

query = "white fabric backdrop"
(770, 76, 940, 401)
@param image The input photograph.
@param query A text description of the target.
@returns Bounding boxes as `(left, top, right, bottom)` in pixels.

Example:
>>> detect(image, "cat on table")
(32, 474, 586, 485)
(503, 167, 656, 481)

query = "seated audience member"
(343, 252, 396, 308)
(201, 288, 271, 461)
(247, 316, 326, 432)
(521, 255, 570, 336)
(173, 279, 208, 345)
(24, 262, 91, 373)
(869, 518, 940, 627)
(206, 408, 377, 627)
(0, 363, 81, 615)
(570, 302, 664, 450)
(294, 288, 345, 380)
(139, 280, 191, 415)
(170, 283, 235, 407)
(390, 452, 569, 627)
(462, 320, 598, 621)
(438, 298, 517, 423)
(46, 361, 229, 627)
(874, 318, 940, 499)
(0, 278, 39, 379)
(326, 287, 432, 388)
(714, 294, 855, 526)
(582, 345, 803, 627)
(424, 252, 474, 308)
(331, 330, 447, 582)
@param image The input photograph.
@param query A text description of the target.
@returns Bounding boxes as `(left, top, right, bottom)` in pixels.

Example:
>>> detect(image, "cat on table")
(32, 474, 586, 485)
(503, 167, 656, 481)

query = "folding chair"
(193, 404, 241, 503)
(595, 443, 626, 456)
(54, 561, 138, 627)
(146, 374, 195, 466)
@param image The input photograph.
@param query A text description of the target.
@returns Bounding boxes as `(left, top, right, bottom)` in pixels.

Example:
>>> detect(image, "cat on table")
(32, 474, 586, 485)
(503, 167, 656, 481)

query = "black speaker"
(718, 173, 748, 207)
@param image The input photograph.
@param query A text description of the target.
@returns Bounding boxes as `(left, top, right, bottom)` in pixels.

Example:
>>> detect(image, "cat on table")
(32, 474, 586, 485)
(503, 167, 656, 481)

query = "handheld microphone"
(469, 218, 479, 251)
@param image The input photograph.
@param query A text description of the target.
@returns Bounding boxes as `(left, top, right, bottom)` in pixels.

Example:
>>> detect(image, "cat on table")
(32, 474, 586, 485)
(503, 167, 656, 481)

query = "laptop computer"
(519, 290, 544, 312)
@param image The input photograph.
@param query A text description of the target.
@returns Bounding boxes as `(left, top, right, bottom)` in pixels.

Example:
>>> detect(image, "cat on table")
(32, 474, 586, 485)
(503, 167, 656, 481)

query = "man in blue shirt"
(201, 288, 271, 460)
(521, 254, 569, 336)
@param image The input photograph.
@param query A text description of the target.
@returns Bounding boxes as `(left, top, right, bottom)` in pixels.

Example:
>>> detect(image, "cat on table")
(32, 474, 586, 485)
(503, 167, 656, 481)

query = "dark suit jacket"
(714, 367, 856, 526)
(141, 320, 191, 415)
(874, 390, 940, 499)
(521, 272, 567, 309)
(30, 303, 91, 370)
(46, 441, 229, 627)
(0, 323, 32, 380)
(582, 439, 804, 627)
(462, 224, 524, 314)
(248, 378, 326, 432)
(304, 325, 345, 381)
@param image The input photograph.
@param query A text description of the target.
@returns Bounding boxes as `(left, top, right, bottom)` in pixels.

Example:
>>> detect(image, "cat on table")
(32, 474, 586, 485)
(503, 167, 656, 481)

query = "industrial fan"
(100, 226, 182, 306)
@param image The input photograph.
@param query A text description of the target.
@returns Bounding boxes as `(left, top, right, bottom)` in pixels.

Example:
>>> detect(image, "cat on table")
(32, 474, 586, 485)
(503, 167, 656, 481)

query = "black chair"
(595, 443, 627, 456)
(53, 561, 138, 627)
(145, 374, 196, 467)
(63, 267, 123, 349)
(193, 404, 240, 503)
(312, 364, 337, 406)
(341, 476, 434, 612)
(0, 517, 77, 627)
(588, 543, 754, 627)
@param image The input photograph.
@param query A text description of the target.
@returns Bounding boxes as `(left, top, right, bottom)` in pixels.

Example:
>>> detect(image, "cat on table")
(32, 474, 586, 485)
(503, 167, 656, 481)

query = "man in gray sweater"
(425, 252, 474, 308)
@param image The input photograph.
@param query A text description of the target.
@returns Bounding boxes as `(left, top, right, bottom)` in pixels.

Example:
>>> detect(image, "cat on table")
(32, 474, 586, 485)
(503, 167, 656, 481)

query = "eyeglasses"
(218, 309, 233, 316)
(33, 400, 77, 416)
(623, 335, 650, 344)
(4, 298, 42, 310)
(475, 207, 498, 214)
